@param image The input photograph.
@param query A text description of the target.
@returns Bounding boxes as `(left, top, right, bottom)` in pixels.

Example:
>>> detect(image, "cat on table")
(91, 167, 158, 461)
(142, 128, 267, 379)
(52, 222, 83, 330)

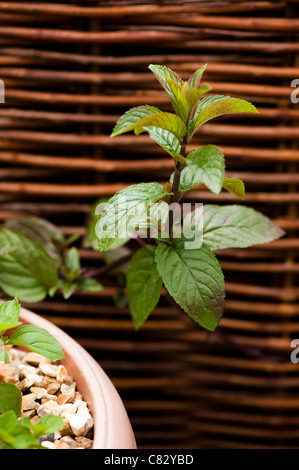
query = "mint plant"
(0, 64, 284, 333)
(101, 64, 284, 330)
(0, 298, 64, 448)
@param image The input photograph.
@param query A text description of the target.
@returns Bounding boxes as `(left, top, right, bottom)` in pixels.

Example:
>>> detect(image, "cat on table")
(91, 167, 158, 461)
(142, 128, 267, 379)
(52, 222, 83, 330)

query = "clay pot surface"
(18, 305, 136, 449)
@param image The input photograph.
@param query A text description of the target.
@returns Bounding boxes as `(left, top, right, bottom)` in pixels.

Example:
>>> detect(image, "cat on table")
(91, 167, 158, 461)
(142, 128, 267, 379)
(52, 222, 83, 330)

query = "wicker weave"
(1, 0, 299, 449)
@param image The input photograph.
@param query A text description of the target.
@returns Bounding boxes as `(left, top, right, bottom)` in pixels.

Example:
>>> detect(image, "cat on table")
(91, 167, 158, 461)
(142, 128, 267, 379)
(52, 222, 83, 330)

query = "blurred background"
(1, 0, 299, 449)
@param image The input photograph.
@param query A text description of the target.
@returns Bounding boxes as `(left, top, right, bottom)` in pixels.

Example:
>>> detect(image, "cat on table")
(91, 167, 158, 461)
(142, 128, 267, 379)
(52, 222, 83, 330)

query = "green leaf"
(96, 183, 165, 252)
(161, 64, 209, 112)
(134, 112, 187, 140)
(0, 410, 18, 447)
(111, 105, 161, 137)
(149, 64, 183, 87)
(149, 64, 183, 113)
(0, 410, 16, 429)
(189, 95, 259, 136)
(188, 95, 224, 135)
(222, 177, 245, 200)
(0, 228, 58, 302)
(48, 279, 63, 298)
(177, 171, 203, 193)
(65, 247, 80, 272)
(31, 415, 63, 439)
(142, 126, 187, 167)
(62, 281, 77, 299)
(142, 126, 181, 156)
(155, 241, 225, 331)
(83, 198, 130, 252)
(5, 216, 65, 260)
(0, 298, 22, 332)
(127, 246, 162, 329)
(75, 278, 103, 293)
(165, 77, 190, 122)
(187, 64, 208, 88)
(61, 266, 82, 283)
(0, 347, 10, 364)
(61, 276, 103, 298)
(61, 246, 82, 283)
(7, 325, 64, 362)
(0, 384, 21, 416)
(63, 233, 81, 248)
(82, 198, 107, 251)
(185, 145, 225, 194)
(170, 167, 202, 193)
(163, 182, 172, 194)
(186, 84, 212, 108)
(0, 245, 14, 258)
(184, 204, 285, 251)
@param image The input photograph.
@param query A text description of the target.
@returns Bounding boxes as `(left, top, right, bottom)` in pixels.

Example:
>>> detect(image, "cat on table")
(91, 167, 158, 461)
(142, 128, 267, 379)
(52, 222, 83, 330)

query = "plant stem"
(168, 133, 189, 234)
(81, 252, 133, 279)
(171, 160, 183, 204)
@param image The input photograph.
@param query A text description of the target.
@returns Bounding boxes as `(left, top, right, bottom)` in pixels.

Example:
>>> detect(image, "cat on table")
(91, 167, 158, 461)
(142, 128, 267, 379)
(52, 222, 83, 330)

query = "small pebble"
(60, 403, 76, 414)
(7, 348, 25, 362)
(18, 364, 37, 378)
(39, 363, 58, 378)
(56, 393, 73, 406)
(18, 374, 38, 391)
(75, 436, 93, 449)
(0, 363, 18, 381)
(30, 386, 48, 400)
(60, 417, 73, 436)
(54, 440, 71, 449)
(62, 375, 74, 386)
(30, 415, 40, 425)
(65, 412, 93, 437)
(54, 431, 62, 440)
(22, 393, 38, 411)
(41, 441, 56, 449)
(4, 375, 18, 384)
(40, 433, 55, 443)
(37, 400, 62, 417)
(39, 356, 52, 365)
(41, 393, 58, 404)
(34, 375, 53, 388)
(73, 399, 87, 411)
(47, 381, 60, 395)
(57, 365, 67, 383)
(60, 436, 84, 449)
(22, 409, 36, 419)
(60, 382, 76, 399)
(23, 352, 44, 366)
(73, 391, 82, 402)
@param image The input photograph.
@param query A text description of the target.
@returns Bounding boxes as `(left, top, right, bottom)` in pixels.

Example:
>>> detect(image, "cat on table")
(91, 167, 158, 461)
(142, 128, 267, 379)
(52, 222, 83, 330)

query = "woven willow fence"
(1, 0, 299, 449)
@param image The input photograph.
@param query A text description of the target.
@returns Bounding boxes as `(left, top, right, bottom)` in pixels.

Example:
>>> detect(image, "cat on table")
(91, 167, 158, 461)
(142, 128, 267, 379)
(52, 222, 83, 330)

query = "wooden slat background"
(1, 0, 299, 449)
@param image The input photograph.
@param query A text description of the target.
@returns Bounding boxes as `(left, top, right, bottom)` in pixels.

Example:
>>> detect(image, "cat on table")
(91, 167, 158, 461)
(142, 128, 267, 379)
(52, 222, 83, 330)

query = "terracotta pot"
(18, 305, 136, 449)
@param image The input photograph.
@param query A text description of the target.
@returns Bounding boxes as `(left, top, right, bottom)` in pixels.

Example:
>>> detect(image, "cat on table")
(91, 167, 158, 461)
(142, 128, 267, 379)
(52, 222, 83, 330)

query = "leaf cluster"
(0, 217, 103, 302)
(0, 298, 64, 362)
(0, 409, 63, 449)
